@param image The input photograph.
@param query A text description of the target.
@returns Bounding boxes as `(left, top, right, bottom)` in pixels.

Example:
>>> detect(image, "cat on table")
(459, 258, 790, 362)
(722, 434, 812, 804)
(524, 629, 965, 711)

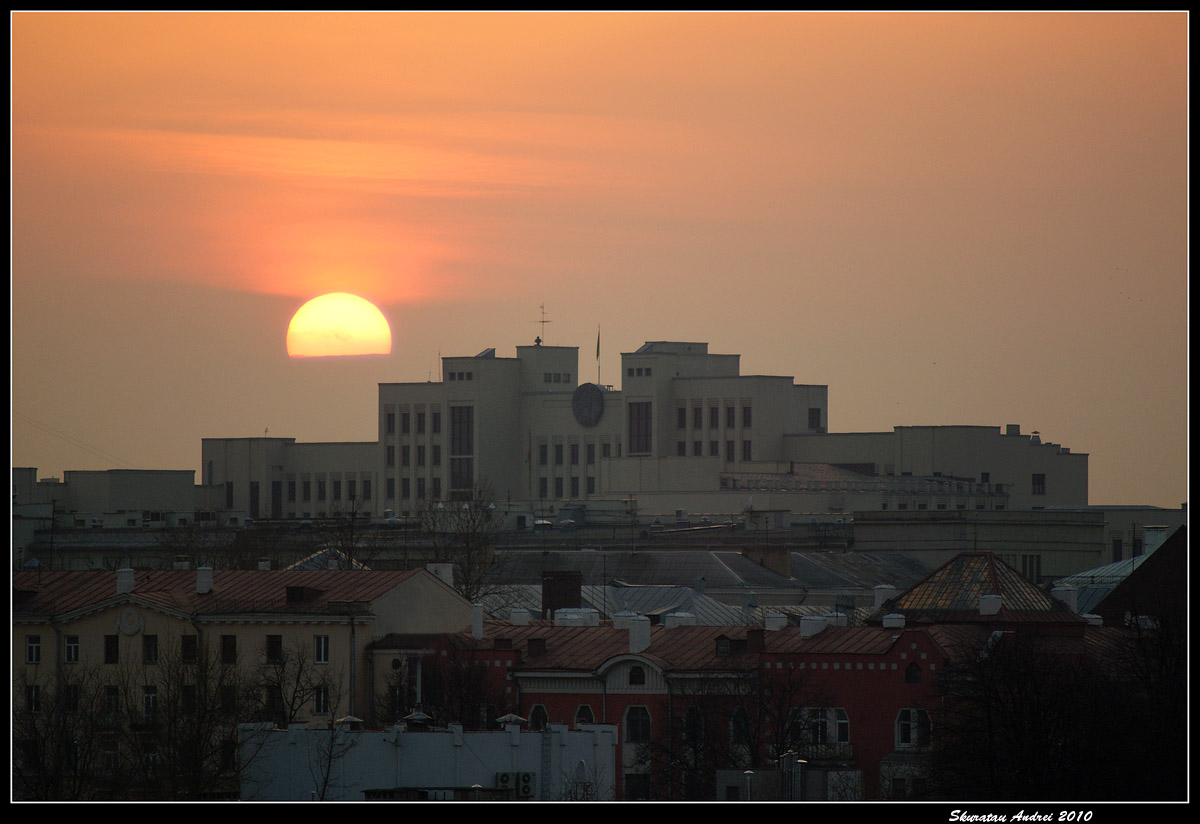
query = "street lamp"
(744, 770, 754, 801)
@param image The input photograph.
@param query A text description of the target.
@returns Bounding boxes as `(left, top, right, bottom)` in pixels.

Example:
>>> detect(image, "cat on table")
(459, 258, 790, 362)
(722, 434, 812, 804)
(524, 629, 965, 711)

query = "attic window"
(629, 665, 646, 686)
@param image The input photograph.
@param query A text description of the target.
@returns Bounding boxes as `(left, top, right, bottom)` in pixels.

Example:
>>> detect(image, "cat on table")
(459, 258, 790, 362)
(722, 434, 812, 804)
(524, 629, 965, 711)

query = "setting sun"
(286, 292, 392, 358)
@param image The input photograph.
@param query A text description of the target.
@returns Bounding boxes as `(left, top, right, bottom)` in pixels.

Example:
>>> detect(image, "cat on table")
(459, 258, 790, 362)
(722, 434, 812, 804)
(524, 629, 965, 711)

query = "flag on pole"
(596, 326, 601, 361)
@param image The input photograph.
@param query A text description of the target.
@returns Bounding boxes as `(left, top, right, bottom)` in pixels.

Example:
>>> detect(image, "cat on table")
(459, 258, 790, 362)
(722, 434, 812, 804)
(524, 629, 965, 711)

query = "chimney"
(873, 584, 898, 611)
(629, 615, 651, 654)
(663, 612, 696, 628)
(257, 557, 271, 571)
(764, 612, 787, 631)
(882, 613, 906, 629)
(116, 568, 135, 595)
(173, 556, 190, 571)
(1050, 585, 1078, 613)
(472, 604, 484, 640)
(509, 608, 532, 625)
(612, 611, 637, 629)
(823, 611, 848, 627)
(979, 594, 1003, 616)
(196, 566, 214, 595)
(800, 615, 828, 638)
(746, 628, 765, 652)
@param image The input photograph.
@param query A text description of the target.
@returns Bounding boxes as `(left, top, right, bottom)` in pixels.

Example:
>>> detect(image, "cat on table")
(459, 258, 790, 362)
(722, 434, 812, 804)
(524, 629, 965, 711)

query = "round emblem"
(571, 383, 605, 427)
(118, 607, 143, 636)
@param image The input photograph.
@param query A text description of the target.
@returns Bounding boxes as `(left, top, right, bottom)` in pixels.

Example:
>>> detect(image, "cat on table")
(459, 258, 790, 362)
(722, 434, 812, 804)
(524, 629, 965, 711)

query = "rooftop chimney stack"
(873, 584, 898, 611)
(472, 604, 484, 640)
(629, 615, 651, 654)
(116, 568, 135, 595)
(196, 566, 214, 595)
(979, 594, 1003, 616)
(1050, 585, 1078, 614)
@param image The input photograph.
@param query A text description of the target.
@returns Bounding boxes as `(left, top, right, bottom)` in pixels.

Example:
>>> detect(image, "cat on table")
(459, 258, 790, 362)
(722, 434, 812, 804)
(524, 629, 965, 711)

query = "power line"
(14, 413, 139, 469)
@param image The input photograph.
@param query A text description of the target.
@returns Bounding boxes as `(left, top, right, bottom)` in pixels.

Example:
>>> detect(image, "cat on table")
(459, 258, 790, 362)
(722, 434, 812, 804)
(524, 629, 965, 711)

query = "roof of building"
(868, 552, 1083, 625)
(12, 568, 425, 618)
(488, 549, 801, 590)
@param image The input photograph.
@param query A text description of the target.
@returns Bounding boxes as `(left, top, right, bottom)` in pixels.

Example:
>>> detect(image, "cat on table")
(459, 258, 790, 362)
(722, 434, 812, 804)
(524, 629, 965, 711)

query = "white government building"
(199, 338, 1088, 527)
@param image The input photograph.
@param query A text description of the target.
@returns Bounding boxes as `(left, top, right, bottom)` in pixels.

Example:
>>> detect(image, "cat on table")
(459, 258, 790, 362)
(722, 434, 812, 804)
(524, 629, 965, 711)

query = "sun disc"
(287, 293, 392, 358)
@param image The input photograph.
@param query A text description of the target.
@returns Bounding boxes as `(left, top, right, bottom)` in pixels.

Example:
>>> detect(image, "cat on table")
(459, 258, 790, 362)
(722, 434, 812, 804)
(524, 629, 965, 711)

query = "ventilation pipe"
(472, 604, 484, 640)
(800, 615, 828, 638)
(629, 615, 651, 654)
(873, 584, 898, 610)
(116, 568, 135, 595)
(196, 566, 214, 595)
(1050, 585, 1078, 613)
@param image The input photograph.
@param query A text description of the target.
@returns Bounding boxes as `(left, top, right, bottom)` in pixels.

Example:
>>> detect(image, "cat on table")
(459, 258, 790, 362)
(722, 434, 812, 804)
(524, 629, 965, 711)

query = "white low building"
(239, 721, 618, 801)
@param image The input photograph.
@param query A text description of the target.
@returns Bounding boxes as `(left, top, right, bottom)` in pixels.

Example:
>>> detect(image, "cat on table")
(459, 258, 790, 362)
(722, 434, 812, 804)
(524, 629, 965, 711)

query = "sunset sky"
(12, 12, 1188, 508)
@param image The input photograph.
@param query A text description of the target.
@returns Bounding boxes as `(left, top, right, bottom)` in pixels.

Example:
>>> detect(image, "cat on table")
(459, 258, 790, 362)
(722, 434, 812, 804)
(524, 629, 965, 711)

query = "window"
(539, 478, 548, 499)
(362, 479, 371, 500)
(65, 636, 79, 664)
(587, 443, 595, 465)
(629, 665, 646, 686)
(143, 686, 158, 723)
(554, 478, 563, 498)
(677, 441, 687, 457)
(587, 476, 595, 494)
(303, 480, 311, 501)
(417, 478, 426, 498)
(221, 635, 237, 665)
(386, 477, 395, 499)
(539, 444, 548, 466)
(555, 444, 564, 465)
(742, 406, 752, 428)
(432, 477, 442, 499)
(432, 445, 441, 466)
(314, 635, 329, 664)
(743, 440, 752, 461)
(905, 663, 922, 683)
(628, 402, 653, 454)
(318, 480, 326, 501)
(143, 634, 159, 665)
(1112, 536, 1123, 561)
(575, 704, 594, 728)
(402, 478, 411, 499)
(386, 446, 395, 467)
(693, 407, 703, 429)
(181, 683, 197, 715)
(266, 635, 283, 663)
(417, 445, 426, 467)
(416, 412, 426, 434)
(26, 635, 41, 664)
(726, 441, 735, 462)
(401, 412, 411, 434)
(726, 406, 735, 428)
(625, 706, 651, 742)
(677, 407, 687, 429)
(1032, 473, 1046, 495)
(386, 412, 395, 434)
(529, 704, 548, 731)
(710, 440, 719, 457)
(181, 635, 198, 663)
(570, 443, 579, 465)
(693, 441, 702, 456)
(896, 708, 931, 748)
(62, 683, 81, 714)
(710, 407, 720, 429)
(432, 411, 441, 434)
(808, 407, 822, 430)
(402, 446, 411, 467)
(288, 480, 296, 502)
(26, 684, 41, 713)
(314, 685, 330, 715)
(105, 635, 119, 664)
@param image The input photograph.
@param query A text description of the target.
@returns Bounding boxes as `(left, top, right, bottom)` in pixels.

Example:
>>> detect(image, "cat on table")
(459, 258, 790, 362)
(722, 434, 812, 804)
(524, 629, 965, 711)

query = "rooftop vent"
(873, 584, 898, 610)
(663, 612, 696, 628)
(629, 615, 651, 654)
(882, 613, 906, 629)
(800, 615, 828, 638)
(764, 612, 787, 631)
(509, 608, 532, 626)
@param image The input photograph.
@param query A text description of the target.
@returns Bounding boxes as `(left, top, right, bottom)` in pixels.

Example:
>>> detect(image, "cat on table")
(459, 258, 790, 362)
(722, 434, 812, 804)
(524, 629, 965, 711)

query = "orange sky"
(11, 12, 1188, 508)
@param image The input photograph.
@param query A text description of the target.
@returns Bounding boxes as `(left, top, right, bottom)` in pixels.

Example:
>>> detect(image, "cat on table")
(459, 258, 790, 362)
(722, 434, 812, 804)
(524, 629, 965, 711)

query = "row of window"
(677, 405, 753, 431)
(537, 476, 596, 499)
(287, 478, 371, 503)
(536, 441, 614, 466)
(447, 371, 473, 382)
(627, 366, 653, 377)
(543, 372, 571, 383)
(27, 633, 331, 666)
(677, 439, 752, 461)
(522, 701, 930, 749)
(384, 410, 441, 436)
(387, 444, 442, 468)
(386, 476, 443, 500)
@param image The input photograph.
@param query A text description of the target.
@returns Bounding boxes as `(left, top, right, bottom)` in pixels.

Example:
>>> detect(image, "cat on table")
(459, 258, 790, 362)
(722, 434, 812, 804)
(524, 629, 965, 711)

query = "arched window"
(574, 704, 594, 728)
(905, 663, 922, 683)
(625, 705, 651, 742)
(529, 704, 548, 731)
(628, 665, 646, 686)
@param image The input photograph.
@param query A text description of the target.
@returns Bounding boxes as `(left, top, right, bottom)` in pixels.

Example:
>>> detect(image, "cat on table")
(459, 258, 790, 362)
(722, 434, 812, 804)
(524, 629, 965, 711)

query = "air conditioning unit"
(517, 772, 535, 798)
(496, 772, 517, 790)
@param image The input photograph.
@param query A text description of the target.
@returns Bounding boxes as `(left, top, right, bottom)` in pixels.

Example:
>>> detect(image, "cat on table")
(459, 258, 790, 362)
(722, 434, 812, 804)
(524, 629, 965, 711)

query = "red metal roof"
(13, 568, 423, 617)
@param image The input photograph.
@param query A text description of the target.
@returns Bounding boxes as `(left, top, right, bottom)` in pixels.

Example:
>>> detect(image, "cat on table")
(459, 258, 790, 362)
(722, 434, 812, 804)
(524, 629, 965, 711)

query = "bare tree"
(257, 637, 338, 729)
(420, 635, 511, 730)
(13, 667, 112, 800)
(303, 671, 360, 801)
(414, 482, 506, 602)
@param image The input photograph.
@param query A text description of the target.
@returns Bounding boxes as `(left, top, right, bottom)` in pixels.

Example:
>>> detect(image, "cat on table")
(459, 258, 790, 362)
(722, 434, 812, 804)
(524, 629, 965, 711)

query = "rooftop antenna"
(533, 304, 552, 345)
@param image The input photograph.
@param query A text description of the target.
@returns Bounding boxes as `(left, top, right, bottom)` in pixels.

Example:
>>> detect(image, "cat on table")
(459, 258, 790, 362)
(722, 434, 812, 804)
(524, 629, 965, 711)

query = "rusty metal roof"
(870, 552, 1083, 625)
(12, 568, 424, 618)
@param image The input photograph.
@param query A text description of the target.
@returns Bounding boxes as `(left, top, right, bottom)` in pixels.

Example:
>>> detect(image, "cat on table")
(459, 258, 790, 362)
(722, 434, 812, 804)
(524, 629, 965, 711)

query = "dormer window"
(629, 665, 646, 686)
